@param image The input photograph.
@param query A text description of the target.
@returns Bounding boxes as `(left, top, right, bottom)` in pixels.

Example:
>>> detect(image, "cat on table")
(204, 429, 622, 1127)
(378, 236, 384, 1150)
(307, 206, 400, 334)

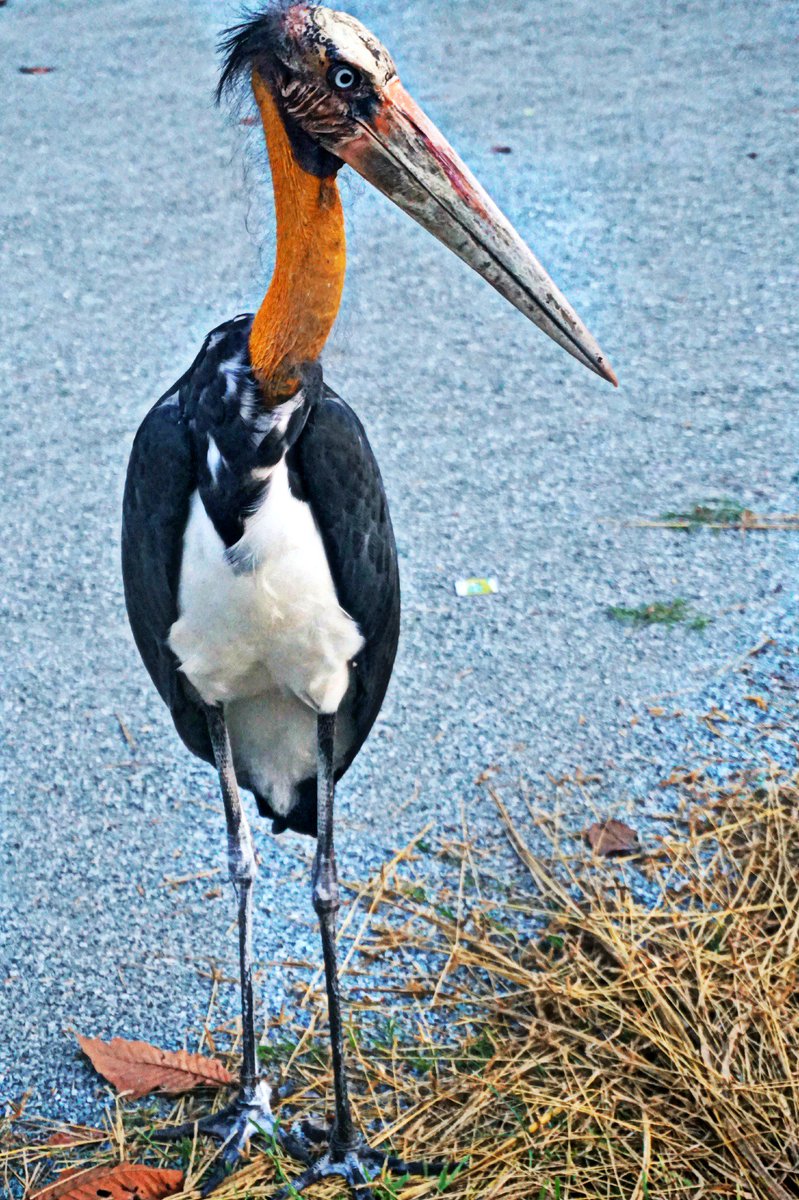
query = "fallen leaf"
(744, 694, 768, 711)
(19, 65, 55, 74)
(31, 1162, 183, 1200)
(648, 705, 666, 717)
(76, 1033, 233, 1098)
(45, 1128, 104, 1147)
(10, 1089, 32, 1119)
(585, 818, 639, 857)
(659, 766, 703, 788)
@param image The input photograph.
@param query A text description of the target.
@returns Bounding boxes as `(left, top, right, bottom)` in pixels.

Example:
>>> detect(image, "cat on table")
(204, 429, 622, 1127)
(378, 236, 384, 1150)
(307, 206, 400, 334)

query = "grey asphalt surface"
(1, 0, 797, 1126)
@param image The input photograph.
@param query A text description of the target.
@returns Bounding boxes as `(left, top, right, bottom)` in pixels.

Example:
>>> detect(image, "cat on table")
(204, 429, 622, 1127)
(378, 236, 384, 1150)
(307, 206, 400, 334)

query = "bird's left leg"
(155, 705, 279, 1195)
(275, 713, 446, 1199)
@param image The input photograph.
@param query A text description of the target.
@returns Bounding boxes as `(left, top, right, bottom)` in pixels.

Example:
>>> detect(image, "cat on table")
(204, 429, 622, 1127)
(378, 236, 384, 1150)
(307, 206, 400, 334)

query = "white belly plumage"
(168, 459, 364, 814)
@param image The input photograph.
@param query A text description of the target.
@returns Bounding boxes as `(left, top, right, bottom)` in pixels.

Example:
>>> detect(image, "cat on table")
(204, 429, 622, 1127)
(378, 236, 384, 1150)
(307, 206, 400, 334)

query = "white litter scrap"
(454, 576, 499, 597)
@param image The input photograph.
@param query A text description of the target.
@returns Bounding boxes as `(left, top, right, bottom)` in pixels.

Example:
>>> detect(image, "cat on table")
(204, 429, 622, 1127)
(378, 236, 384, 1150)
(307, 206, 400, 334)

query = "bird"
(120, 3, 616, 1195)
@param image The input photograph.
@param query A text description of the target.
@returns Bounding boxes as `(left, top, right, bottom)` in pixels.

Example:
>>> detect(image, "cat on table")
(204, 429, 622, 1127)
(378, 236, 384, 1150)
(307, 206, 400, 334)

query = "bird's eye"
(328, 64, 360, 92)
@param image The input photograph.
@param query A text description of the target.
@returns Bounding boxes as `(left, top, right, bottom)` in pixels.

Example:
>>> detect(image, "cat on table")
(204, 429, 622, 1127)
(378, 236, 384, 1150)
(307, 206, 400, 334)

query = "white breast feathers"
(170, 462, 364, 716)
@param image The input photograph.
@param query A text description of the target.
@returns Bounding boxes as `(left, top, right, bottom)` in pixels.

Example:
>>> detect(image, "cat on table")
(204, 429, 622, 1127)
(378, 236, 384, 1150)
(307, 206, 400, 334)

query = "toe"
(348, 1162, 378, 1199)
(198, 1164, 230, 1198)
(282, 1116, 331, 1163)
(298, 1117, 330, 1144)
(281, 1120, 324, 1165)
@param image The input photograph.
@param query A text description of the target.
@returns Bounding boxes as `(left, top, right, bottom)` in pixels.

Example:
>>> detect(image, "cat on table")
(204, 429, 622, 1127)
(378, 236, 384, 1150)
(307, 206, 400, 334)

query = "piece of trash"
(455, 576, 499, 597)
(19, 65, 55, 73)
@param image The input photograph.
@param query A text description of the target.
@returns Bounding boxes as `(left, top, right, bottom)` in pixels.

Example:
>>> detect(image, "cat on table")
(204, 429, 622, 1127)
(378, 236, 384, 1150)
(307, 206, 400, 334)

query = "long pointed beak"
(335, 79, 617, 385)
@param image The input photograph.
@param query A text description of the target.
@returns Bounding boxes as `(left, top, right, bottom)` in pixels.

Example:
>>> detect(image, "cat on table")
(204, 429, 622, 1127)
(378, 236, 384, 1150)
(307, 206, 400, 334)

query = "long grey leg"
(205, 704, 258, 1092)
(272, 714, 451, 1199)
(155, 706, 279, 1194)
(313, 712, 356, 1154)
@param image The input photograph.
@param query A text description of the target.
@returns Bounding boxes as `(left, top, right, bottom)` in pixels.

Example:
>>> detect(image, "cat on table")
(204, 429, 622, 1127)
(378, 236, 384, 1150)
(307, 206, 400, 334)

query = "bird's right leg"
(273, 714, 448, 1199)
(155, 705, 278, 1196)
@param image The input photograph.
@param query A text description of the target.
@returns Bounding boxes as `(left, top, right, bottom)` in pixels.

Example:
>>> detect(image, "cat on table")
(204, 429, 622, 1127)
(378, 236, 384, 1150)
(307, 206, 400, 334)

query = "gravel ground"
(1, 0, 796, 1124)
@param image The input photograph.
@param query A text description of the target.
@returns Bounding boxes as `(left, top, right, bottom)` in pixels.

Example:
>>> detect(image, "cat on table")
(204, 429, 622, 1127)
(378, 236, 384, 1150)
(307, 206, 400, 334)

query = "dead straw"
(4, 770, 799, 1198)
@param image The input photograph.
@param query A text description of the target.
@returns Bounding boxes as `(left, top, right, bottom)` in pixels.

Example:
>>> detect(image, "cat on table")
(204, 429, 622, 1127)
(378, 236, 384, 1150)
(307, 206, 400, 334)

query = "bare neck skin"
(249, 72, 346, 400)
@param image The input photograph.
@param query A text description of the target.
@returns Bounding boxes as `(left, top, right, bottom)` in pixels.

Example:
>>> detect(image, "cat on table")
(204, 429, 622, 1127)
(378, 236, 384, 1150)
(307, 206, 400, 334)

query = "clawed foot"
(155, 1079, 280, 1196)
(274, 1118, 448, 1199)
(154, 1088, 444, 1197)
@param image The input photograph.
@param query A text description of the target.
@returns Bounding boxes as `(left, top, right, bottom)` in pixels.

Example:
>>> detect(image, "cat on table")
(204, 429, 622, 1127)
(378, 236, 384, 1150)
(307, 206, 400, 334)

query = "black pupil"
(335, 68, 355, 89)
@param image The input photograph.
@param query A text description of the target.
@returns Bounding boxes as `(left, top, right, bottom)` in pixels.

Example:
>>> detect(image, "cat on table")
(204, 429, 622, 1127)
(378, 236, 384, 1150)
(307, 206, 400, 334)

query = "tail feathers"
(254, 777, 318, 838)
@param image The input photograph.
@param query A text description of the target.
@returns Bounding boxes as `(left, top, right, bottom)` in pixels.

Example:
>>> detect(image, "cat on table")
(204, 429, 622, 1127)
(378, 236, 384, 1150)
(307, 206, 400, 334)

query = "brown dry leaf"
(45, 1128, 104, 1148)
(31, 1162, 183, 1200)
(744, 694, 768, 711)
(585, 818, 639, 857)
(76, 1033, 233, 1099)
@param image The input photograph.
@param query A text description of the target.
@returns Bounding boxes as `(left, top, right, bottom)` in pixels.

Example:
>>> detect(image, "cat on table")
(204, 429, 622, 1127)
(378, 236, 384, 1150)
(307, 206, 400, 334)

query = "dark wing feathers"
(121, 320, 400, 837)
(293, 387, 400, 778)
(121, 315, 254, 764)
(121, 386, 213, 765)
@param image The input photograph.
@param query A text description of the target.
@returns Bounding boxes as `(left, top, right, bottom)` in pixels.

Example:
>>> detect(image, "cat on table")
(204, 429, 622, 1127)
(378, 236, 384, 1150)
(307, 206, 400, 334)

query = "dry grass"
(4, 769, 799, 1199)
(632, 503, 799, 532)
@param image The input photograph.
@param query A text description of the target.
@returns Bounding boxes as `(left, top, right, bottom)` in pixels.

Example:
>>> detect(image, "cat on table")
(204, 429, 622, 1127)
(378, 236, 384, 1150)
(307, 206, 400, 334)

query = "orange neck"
(249, 72, 346, 399)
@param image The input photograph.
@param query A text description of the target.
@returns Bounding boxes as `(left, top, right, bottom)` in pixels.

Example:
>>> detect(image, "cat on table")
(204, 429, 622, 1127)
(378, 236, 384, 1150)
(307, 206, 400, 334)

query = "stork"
(121, 4, 616, 1195)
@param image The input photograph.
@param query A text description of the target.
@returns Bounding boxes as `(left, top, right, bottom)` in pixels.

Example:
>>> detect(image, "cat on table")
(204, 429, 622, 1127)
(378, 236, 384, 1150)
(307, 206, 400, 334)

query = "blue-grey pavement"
(0, 0, 796, 1123)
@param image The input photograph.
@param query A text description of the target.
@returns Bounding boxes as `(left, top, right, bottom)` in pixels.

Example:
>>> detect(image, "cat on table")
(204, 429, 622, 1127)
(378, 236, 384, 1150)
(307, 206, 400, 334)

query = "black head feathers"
(216, 3, 291, 102)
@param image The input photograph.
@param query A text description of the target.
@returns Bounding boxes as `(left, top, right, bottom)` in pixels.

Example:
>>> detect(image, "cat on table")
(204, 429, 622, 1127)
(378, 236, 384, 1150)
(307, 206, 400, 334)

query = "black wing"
(122, 314, 259, 763)
(121, 385, 213, 765)
(122, 317, 399, 838)
(294, 388, 401, 780)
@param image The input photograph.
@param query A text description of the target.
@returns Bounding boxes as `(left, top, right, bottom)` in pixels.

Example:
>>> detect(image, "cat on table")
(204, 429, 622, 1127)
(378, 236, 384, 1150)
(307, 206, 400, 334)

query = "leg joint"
(228, 831, 256, 886)
(312, 855, 339, 915)
(313, 890, 339, 917)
